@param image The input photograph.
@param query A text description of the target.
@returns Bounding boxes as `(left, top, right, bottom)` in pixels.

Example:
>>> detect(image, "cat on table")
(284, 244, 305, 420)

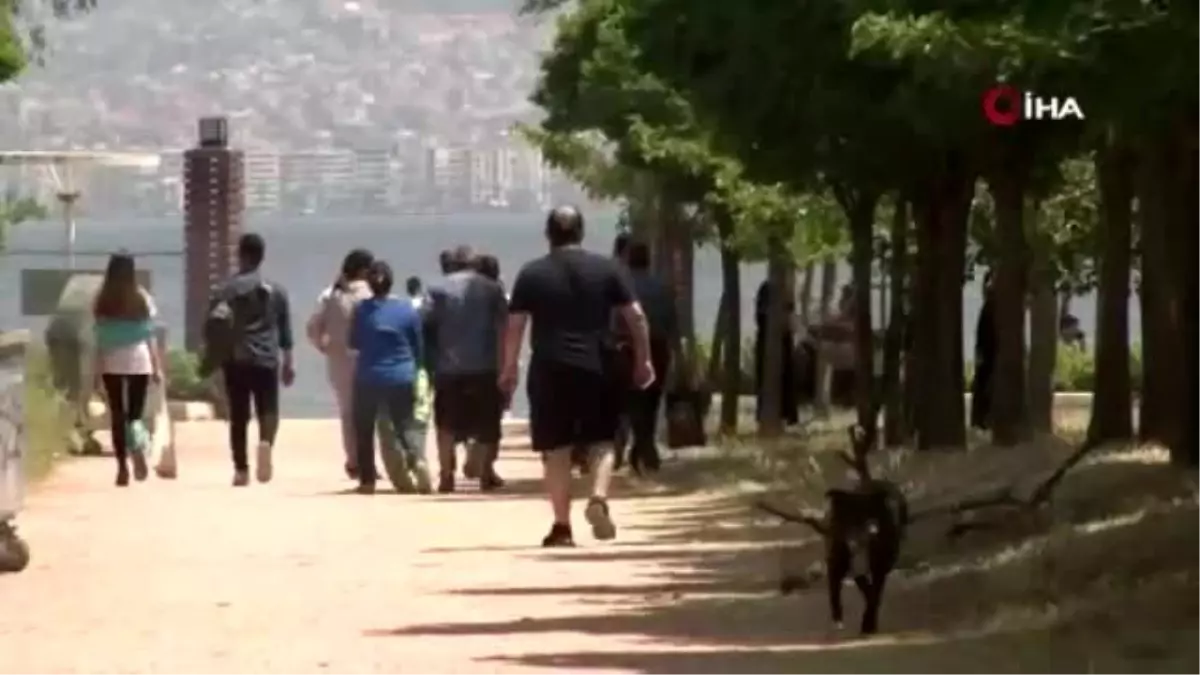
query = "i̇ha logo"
(982, 85, 1085, 126)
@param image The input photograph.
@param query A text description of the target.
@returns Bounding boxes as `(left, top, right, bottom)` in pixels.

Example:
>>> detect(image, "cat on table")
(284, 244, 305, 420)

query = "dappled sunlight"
(1084, 443, 1171, 466)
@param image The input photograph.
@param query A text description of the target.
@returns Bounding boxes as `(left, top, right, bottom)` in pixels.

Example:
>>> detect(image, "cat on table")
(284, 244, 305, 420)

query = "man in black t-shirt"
(500, 206, 655, 547)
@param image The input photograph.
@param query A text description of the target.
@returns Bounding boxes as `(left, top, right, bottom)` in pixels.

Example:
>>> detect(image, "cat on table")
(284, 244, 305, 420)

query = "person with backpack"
(92, 252, 163, 486)
(203, 233, 295, 487)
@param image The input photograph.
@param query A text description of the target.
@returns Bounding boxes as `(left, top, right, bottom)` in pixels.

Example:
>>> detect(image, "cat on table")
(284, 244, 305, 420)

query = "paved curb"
(87, 399, 217, 424)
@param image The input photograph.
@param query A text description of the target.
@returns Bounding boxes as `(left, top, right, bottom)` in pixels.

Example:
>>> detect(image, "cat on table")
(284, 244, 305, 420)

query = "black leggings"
(102, 374, 150, 463)
(222, 363, 281, 472)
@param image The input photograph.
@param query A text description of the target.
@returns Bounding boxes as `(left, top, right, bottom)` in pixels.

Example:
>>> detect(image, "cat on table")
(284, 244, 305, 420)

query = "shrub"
(693, 336, 757, 394)
(967, 343, 1144, 393)
(165, 349, 212, 401)
(21, 349, 72, 482)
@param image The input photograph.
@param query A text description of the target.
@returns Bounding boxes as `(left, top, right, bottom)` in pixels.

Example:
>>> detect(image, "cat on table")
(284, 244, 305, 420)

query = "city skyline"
(2, 139, 593, 218)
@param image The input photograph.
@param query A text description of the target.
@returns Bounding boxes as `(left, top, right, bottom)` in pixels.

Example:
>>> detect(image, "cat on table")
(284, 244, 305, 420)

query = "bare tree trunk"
(706, 293, 726, 389)
(987, 159, 1030, 446)
(883, 197, 909, 446)
(818, 259, 837, 318)
(839, 188, 881, 440)
(759, 236, 792, 437)
(1136, 135, 1183, 455)
(798, 262, 814, 324)
(911, 155, 973, 450)
(814, 259, 838, 414)
(716, 212, 741, 433)
(1027, 241, 1058, 434)
(1087, 137, 1135, 445)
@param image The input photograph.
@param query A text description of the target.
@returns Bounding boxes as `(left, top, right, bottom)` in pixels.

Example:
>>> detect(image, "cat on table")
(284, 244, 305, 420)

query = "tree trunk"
(1136, 134, 1185, 457)
(1087, 137, 1135, 445)
(910, 156, 973, 450)
(716, 212, 741, 433)
(1174, 127, 1199, 466)
(759, 236, 792, 437)
(986, 160, 1030, 446)
(818, 259, 837, 318)
(814, 259, 838, 414)
(1176, 129, 1199, 466)
(798, 262, 814, 324)
(837, 188, 881, 439)
(1027, 243, 1058, 434)
(706, 293, 726, 390)
(883, 197, 909, 446)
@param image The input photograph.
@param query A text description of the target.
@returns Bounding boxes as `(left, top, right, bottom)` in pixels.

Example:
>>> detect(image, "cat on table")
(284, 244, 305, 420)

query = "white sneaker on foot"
(255, 441, 274, 483)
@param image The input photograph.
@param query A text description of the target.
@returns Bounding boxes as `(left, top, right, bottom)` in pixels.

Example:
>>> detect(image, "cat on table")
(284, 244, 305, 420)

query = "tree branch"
(753, 499, 829, 536)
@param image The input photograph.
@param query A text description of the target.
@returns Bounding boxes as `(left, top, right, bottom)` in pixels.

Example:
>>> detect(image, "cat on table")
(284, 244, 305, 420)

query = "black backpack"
(198, 283, 273, 377)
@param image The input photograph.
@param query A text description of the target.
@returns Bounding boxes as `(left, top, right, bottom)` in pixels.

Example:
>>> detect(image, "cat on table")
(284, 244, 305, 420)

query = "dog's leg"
(826, 544, 850, 628)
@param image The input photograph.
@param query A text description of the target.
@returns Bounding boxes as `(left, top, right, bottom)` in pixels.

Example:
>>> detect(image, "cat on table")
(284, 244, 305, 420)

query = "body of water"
(0, 213, 1138, 417)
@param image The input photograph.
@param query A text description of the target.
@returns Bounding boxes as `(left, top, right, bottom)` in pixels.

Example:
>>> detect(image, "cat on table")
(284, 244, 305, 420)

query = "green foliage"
(0, 193, 48, 251)
(0, 0, 25, 83)
(967, 343, 1144, 393)
(693, 336, 756, 394)
(22, 348, 70, 482)
(164, 349, 211, 402)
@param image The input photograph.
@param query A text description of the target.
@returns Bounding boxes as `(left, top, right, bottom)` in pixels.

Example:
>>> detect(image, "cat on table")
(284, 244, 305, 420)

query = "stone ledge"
(87, 399, 217, 424)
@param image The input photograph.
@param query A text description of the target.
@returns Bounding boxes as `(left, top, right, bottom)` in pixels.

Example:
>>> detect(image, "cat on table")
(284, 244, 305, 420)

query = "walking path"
(0, 420, 805, 674)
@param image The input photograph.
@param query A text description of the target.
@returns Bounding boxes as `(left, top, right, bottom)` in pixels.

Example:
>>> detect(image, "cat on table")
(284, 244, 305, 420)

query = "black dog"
(823, 480, 908, 635)
(758, 477, 908, 635)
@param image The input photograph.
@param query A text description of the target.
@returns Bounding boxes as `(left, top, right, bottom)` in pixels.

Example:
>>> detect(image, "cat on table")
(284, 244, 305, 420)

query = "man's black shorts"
(434, 372, 503, 444)
(527, 361, 619, 452)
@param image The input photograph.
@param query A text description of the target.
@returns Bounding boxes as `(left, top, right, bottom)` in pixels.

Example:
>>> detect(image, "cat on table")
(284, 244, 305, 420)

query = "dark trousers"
(101, 374, 149, 463)
(222, 363, 280, 472)
(353, 380, 424, 486)
(627, 338, 671, 470)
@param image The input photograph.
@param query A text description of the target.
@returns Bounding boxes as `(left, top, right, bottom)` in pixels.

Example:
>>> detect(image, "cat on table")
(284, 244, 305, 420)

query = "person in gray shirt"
(423, 245, 508, 493)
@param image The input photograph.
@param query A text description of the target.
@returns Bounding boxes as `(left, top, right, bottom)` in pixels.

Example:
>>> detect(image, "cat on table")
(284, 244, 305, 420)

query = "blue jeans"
(352, 380, 425, 486)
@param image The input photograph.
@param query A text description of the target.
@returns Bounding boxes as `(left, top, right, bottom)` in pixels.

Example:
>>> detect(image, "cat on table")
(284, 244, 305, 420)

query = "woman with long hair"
(92, 252, 162, 486)
(306, 248, 381, 479)
(349, 260, 431, 494)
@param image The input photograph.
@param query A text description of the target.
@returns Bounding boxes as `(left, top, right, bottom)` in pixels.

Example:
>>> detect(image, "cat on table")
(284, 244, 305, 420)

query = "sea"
(0, 212, 1138, 417)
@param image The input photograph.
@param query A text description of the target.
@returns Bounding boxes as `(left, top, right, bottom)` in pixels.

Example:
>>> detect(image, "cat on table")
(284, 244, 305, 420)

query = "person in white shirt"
(307, 249, 375, 479)
(91, 252, 162, 486)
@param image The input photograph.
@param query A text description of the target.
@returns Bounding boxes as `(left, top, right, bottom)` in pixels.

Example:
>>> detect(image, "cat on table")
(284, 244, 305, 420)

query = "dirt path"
(0, 420, 795, 674)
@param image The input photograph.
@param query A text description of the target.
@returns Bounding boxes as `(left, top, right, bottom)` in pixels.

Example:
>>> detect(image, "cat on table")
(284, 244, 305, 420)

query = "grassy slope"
(520, 414, 1198, 673)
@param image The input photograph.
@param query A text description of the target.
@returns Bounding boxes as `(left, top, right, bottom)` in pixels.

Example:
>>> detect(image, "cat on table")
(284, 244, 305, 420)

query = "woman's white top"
(98, 289, 158, 376)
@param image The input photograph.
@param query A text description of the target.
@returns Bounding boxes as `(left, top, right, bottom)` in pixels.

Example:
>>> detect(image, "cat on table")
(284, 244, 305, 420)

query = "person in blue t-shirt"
(349, 260, 431, 494)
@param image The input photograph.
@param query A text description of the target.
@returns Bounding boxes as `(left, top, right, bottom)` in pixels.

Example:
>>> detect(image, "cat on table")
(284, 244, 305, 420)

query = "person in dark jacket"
(210, 233, 295, 487)
(971, 272, 997, 430)
(754, 279, 799, 426)
(622, 241, 676, 473)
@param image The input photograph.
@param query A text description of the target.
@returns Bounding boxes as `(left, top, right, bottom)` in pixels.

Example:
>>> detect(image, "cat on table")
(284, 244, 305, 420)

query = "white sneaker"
(255, 441, 274, 483)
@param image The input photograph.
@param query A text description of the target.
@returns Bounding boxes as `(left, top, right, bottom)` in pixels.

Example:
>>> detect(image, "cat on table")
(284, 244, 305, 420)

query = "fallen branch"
(753, 499, 829, 536)
(908, 437, 1104, 538)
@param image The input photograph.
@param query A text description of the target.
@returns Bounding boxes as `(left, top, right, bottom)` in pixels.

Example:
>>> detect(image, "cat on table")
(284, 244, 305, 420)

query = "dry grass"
(645, 411, 1199, 673)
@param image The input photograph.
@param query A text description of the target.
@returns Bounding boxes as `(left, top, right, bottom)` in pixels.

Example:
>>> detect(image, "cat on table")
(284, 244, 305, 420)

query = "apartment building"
(280, 150, 356, 212)
(244, 152, 282, 213)
(353, 148, 393, 212)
